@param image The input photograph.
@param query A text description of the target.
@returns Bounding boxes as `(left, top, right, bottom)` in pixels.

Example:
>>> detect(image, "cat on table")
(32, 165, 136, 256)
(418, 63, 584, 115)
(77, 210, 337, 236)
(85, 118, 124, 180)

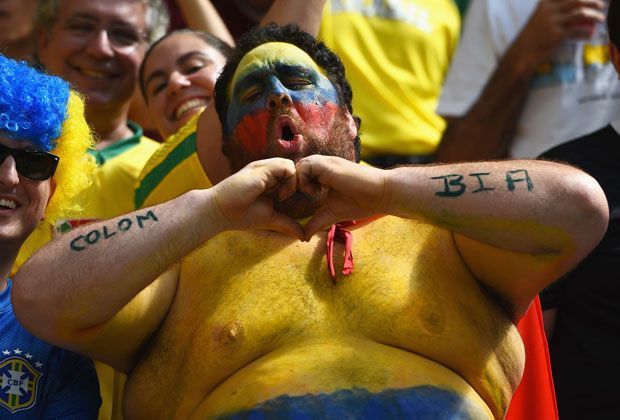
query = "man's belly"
(193, 337, 493, 419)
(126, 336, 492, 419)
(123, 217, 522, 419)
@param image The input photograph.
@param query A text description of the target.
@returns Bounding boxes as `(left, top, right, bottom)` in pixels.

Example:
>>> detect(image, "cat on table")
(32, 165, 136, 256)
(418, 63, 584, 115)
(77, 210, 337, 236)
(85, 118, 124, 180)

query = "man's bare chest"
(129, 217, 521, 418)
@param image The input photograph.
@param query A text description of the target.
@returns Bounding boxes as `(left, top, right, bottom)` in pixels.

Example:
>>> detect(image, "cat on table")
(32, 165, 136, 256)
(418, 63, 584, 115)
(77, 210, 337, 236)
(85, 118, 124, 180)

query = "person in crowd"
(0, 54, 100, 418)
(134, 0, 327, 210)
(0, 0, 38, 62)
(319, 0, 461, 167)
(129, 0, 234, 140)
(140, 30, 232, 140)
(538, 1, 620, 418)
(133, 5, 558, 415)
(132, 29, 232, 208)
(436, 0, 617, 161)
(14, 0, 171, 271)
(12, 24, 609, 419)
(26, 1, 169, 418)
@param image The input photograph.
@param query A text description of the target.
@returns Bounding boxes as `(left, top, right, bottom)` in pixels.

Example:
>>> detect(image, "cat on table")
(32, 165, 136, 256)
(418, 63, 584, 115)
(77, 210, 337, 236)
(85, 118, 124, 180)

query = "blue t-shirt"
(0, 280, 101, 419)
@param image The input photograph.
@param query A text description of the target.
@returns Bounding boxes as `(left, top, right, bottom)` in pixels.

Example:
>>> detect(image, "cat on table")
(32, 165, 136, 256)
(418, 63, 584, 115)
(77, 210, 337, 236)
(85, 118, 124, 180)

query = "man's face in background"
(38, 0, 148, 114)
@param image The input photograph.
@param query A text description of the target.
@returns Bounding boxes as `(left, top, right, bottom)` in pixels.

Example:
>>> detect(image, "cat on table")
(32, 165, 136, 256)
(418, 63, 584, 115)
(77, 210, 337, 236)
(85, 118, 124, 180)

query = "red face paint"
(232, 101, 343, 161)
(233, 109, 270, 159)
(295, 101, 340, 140)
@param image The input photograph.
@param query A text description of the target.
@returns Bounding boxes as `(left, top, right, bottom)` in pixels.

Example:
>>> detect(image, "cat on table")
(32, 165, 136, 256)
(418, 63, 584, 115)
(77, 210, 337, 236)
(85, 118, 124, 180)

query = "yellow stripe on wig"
(42, 90, 96, 226)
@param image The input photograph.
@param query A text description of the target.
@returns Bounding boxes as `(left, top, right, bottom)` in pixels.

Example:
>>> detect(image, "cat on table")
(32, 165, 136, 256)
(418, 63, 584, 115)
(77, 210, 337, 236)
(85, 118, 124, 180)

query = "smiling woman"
(139, 29, 232, 140)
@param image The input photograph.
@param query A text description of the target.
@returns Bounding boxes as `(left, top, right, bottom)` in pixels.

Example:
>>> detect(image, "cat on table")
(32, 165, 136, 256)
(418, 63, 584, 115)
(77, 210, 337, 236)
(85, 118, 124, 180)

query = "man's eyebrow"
(232, 63, 317, 96)
(63, 12, 98, 23)
(233, 69, 270, 95)
(274, 63, 315, 78)
(65, 11, 145, 33)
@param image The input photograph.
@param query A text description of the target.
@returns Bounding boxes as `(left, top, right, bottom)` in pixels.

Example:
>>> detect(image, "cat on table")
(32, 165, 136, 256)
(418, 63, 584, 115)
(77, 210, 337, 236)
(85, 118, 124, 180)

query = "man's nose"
(0, 155, 19, 187)
(267, 77, 292, 109)
(268, 92, 292, 109)
(85, 29, 115, 58)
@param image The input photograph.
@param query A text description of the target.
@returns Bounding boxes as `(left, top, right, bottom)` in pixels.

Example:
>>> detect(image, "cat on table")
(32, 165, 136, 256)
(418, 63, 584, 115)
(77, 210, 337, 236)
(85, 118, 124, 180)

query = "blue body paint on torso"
(217, 386, 485, 419)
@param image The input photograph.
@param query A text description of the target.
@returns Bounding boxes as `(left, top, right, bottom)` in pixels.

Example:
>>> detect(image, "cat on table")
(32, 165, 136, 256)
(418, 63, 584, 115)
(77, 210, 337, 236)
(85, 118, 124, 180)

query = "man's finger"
(277, 168, 298, 201)
(303, 208, 338, 241)
(297, 156, 332, 195)
(266, 212, 305, 241)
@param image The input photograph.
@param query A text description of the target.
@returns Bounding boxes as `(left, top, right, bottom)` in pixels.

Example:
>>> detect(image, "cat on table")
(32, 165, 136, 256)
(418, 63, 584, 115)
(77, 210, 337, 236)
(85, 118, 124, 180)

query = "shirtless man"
(12, 25, 609, 418)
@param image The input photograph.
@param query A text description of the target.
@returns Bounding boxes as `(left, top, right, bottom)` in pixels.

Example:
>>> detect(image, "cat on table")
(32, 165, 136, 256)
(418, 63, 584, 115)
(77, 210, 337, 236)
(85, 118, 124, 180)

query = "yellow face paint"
(227, 42, 328, 100)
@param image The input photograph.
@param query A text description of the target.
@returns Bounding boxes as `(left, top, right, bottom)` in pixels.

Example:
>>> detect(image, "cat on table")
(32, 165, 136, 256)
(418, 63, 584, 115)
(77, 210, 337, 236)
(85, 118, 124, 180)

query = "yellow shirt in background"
(319, 0, 460, 157)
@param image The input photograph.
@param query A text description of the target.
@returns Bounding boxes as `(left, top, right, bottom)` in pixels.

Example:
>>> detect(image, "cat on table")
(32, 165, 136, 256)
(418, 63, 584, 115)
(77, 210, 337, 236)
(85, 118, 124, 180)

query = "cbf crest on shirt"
(0, 349, 43, 413)
(0, 281, 101, 419)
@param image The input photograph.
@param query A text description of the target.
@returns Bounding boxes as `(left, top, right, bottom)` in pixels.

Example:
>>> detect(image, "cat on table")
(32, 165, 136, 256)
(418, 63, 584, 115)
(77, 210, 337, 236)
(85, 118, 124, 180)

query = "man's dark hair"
(139, 29, 234, 100)
(608, 0, 620, 48)
(214, 23, 361, 161)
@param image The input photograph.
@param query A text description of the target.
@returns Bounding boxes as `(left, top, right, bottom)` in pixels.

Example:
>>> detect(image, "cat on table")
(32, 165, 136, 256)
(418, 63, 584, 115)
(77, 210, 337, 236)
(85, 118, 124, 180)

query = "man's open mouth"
(0, 198, 17, 210)
(273, 115, 303, 154)
(275, 116, 300, 141)
(281, 124, 295, 141)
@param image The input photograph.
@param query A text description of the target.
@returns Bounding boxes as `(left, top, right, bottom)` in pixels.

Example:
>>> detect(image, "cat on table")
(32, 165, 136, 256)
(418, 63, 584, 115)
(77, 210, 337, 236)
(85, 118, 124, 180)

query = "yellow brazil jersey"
(12, 122, 159, 420)
(318, 0, 460, 157)
(135, 113, 212, 209)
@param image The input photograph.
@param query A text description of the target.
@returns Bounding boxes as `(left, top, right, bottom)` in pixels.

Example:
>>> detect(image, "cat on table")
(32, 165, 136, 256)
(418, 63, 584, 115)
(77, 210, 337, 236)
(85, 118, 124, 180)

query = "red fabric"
(506, 296, 558, 420)
(326, 221, 356, 281)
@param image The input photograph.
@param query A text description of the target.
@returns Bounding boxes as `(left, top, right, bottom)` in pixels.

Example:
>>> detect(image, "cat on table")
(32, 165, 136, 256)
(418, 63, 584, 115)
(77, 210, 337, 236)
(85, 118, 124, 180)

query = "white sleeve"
(437, 0, 539, 118)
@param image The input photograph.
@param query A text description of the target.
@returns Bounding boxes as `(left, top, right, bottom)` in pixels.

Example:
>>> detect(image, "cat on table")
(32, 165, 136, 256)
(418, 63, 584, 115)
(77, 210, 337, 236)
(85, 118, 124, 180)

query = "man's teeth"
(0, 199, 16, 209)
(175, 99, 208, 120)
(81, 68, 108, 79)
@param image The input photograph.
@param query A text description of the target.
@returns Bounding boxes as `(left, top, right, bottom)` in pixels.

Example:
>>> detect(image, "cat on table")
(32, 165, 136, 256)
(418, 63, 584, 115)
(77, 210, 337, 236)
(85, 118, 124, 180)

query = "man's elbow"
(566, 171, 609, 257)
(11, 269, 78, 345)
(11, 273, 55, 339)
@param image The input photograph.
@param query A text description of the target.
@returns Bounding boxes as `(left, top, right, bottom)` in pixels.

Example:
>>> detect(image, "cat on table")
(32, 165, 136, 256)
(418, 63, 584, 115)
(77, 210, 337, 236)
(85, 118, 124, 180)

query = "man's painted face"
(225, 42, 355, 168)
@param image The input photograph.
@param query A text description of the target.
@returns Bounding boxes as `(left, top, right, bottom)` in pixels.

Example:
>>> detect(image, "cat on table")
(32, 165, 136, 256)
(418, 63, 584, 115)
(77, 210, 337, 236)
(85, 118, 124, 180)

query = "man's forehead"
(0, 135, 40, 151)
(228, 42, 325, 97)
(57, 0, 148, 25)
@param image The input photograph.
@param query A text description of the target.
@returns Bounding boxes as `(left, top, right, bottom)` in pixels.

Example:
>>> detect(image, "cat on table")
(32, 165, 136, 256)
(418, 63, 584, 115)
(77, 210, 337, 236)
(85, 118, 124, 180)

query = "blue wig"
(0, 54, 70, 151)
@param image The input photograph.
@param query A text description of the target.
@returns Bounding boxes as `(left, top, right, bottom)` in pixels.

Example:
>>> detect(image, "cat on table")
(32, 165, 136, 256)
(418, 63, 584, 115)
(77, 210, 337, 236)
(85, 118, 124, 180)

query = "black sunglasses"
(0, 143, 59, 181)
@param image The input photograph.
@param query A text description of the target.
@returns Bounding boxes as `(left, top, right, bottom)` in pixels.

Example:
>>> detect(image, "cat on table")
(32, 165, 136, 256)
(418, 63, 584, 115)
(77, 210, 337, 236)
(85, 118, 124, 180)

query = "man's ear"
(46, 178, 57, 208)
(40, 178, 56, 222)
(341, 107, 358, 141)
(37, 28, 50, 58)
(609, 43, 620, 77)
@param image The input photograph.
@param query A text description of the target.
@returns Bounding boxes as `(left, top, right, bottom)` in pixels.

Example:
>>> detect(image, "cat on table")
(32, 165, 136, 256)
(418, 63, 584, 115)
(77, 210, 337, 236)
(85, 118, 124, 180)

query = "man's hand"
(519, 0, 606, 65)
(297, 155, 389, 239)
(209, 158, 304, 239)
